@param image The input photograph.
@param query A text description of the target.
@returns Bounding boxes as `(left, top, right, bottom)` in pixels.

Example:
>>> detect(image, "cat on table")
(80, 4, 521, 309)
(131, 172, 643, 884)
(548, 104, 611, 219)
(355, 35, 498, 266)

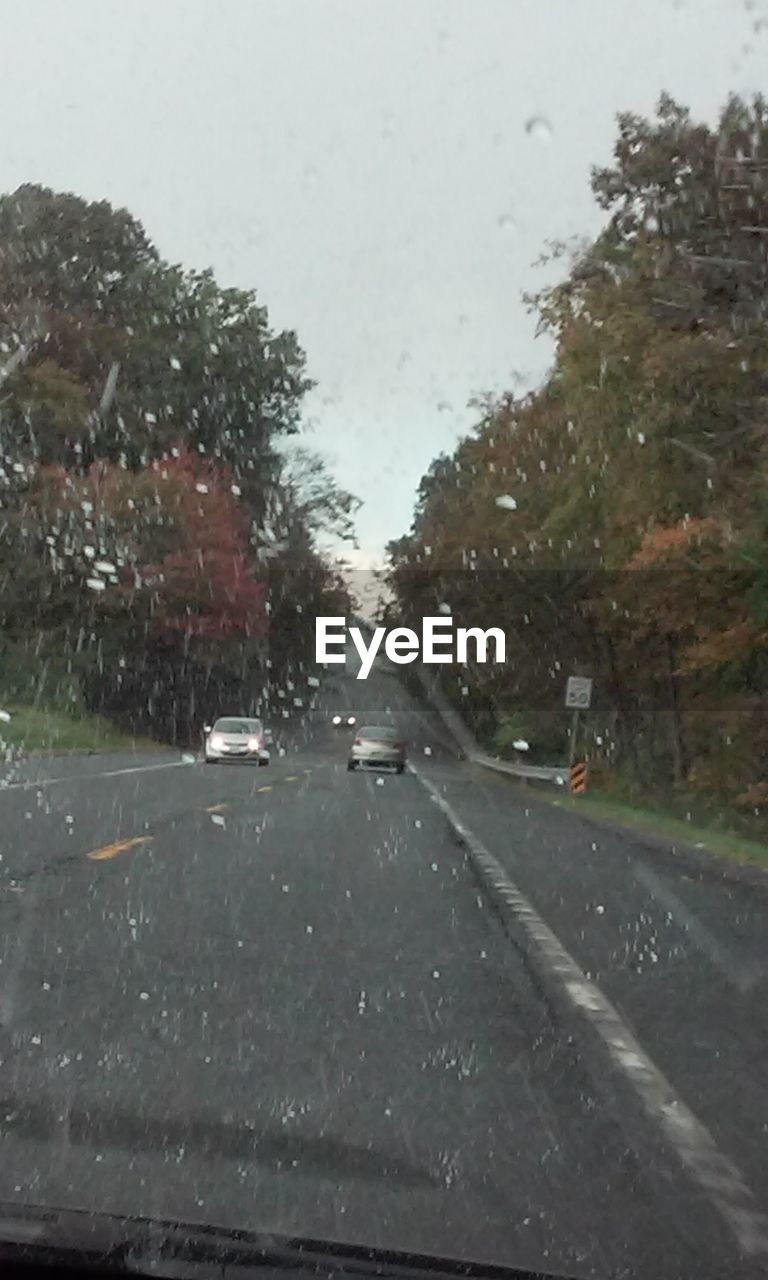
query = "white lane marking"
(411, 764, 768, 1260)
(634, 863, 764, 994)
(0, 759, 193, 793)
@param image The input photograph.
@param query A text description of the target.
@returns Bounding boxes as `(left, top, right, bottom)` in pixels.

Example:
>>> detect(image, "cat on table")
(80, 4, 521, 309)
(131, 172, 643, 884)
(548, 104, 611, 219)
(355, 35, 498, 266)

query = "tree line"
(387, 94, 768, 829)
(0, 184, 354, 744)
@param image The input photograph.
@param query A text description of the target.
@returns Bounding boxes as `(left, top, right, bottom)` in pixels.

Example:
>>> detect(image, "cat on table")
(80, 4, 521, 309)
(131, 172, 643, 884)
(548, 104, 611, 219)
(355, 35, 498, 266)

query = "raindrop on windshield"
(497, 212, 518, 232)
(524, 115, 552, 143)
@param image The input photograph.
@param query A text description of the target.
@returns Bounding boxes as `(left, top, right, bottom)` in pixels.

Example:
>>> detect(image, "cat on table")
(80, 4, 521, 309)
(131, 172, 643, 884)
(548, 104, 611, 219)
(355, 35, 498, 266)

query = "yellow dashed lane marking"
(88, 836, 152, 862)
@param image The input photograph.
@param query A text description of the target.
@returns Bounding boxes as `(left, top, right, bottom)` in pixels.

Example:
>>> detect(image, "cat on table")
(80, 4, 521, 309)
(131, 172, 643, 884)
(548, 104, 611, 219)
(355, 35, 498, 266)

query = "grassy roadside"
(540, 786, 768, 870)
(0, 704, 160, 754)
(410, 667, 768, 872)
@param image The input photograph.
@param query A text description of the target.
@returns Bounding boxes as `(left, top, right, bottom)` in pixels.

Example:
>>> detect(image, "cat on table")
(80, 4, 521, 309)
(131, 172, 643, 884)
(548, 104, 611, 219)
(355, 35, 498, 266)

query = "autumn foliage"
(0, 185, 355, 741)
(388, 93, 768, 828)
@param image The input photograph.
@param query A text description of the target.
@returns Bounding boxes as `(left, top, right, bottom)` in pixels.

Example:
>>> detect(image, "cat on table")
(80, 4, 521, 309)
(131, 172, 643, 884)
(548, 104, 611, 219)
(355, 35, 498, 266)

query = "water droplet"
(525, 115, 552, 143)
(495, 495, 518, 511)
(497, 212, 518, 232)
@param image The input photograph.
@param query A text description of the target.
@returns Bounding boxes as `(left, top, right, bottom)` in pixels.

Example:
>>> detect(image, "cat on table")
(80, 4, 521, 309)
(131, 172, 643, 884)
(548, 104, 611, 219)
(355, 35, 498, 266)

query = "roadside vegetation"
(0, 704, 159, 754)
(543, 779, 768, 869)
(387, 94, 768, 838)
(0, 185, 355, 747)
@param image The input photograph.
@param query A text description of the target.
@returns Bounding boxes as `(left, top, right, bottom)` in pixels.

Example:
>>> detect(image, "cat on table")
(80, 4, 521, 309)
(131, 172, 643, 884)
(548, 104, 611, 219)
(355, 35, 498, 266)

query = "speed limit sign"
(565, 676, 593, 710)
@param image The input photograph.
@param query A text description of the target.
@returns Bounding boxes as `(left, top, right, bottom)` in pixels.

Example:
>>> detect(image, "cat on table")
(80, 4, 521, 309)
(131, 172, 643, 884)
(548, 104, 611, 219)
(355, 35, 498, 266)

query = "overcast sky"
(0, 0, 763, 564)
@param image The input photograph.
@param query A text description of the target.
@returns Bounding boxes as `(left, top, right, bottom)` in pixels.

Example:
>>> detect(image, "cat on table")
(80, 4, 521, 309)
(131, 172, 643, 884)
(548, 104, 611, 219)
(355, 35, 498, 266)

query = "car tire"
(258, 758, 269, 767)
(396, 763, 405, 774)
(347, 760, 356, 771)
(205, 758, 218, 765)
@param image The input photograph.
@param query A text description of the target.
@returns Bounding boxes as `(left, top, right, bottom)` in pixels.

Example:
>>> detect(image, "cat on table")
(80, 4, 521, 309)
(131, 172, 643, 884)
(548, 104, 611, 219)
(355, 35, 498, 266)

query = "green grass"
(0, 703, 160, 754)
(543, 787, 768, 870)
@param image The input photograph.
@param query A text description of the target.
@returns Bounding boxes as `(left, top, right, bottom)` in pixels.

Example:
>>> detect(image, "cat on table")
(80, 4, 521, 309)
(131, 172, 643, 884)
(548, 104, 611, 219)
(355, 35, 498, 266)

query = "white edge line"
(0, 759, 193, 792)
(410, 762, 768, 1261)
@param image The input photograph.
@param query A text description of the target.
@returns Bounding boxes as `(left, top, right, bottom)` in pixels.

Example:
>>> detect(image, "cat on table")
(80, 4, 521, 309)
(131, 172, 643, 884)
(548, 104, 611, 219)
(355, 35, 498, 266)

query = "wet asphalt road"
(0, 655, 766, 1279)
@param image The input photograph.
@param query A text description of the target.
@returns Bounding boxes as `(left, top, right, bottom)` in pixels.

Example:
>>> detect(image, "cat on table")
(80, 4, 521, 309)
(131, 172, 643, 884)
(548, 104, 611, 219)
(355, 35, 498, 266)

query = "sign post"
(565, 676, 592, 793)
(568, 707, 580, 766)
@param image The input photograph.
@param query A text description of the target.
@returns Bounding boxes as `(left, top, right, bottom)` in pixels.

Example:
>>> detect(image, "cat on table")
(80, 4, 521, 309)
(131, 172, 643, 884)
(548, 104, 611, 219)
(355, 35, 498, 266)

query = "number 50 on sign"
(565, 676, 593, 710)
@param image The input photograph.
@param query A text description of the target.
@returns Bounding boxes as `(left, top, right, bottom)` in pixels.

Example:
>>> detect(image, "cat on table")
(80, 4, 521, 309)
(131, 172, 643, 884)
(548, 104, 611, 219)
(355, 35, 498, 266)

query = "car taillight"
(354, 737, 361, 746)
(394, 741, 406, 750)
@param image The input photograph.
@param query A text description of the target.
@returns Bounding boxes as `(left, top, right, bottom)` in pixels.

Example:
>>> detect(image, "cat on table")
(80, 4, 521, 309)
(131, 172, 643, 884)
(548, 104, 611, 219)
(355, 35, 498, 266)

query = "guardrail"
(409, 664, 571, 789)
(469, 752, 569, 787)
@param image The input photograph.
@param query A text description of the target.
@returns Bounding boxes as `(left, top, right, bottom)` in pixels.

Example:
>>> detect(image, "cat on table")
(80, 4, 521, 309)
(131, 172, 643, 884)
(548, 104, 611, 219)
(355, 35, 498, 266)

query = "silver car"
(204, 717, 270, 765)
(347, 725, 406, 774)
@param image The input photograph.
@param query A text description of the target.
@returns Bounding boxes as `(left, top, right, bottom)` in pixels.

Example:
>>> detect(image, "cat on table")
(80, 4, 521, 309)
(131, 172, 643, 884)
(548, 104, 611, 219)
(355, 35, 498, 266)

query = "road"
(0, 651, 766, 1279)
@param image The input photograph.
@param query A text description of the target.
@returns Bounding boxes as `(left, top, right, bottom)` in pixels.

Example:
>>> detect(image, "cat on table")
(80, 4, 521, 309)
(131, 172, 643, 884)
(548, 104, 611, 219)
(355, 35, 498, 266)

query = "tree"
(0, 183, 357, 741)
(387, 93, 768, 826)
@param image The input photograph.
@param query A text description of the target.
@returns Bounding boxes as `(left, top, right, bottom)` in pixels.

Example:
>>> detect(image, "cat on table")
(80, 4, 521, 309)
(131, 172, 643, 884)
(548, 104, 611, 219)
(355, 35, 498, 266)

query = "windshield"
(213, 719, 262, 735)
(1, 3, 767, 1278)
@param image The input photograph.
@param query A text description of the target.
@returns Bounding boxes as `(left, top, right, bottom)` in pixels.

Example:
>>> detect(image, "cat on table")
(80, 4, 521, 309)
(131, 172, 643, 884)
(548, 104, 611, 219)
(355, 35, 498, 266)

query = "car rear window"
(214, 719, 262, 734)
(360, 726, 397, 739)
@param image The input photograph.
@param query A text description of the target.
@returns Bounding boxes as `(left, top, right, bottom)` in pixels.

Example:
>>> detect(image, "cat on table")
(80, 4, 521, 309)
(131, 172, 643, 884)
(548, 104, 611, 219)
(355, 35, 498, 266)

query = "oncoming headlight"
(210, 733, 224, 750)
(332, 715, 341, 725)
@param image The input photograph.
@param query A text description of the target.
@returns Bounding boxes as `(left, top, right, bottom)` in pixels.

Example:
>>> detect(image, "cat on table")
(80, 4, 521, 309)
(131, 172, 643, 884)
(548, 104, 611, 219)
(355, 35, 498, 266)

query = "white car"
(204, 717, 271, 765)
